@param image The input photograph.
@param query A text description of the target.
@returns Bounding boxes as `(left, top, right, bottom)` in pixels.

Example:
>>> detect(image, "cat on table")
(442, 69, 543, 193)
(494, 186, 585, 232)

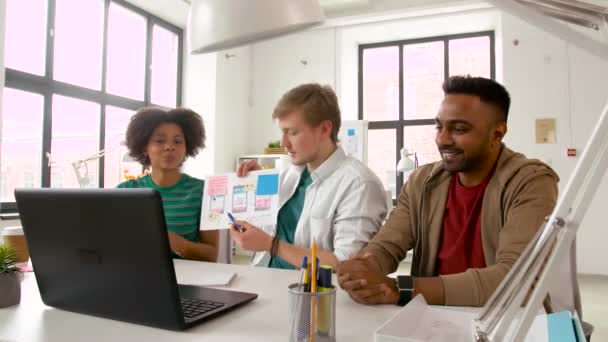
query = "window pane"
(106, 3, 146, 100)
(449, 36, 491, 78)
(104, 106, 137, 188)
(51, 95, 100, 188)
(403, 125, 441, 170)
(367, 129, 396, 198)
(403, 41, 444, 120)
(53, 0, 104, 90)
(0, 88, 44, 202)
(5, 0, 47, 75)
(362, 47, 399, 121)
(151, 25, 179, 107)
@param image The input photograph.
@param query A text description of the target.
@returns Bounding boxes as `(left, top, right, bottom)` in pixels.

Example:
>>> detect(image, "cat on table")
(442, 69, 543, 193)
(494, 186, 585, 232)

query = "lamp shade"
(515, 0, 608, 31)
(188, 0, 325, 54)
(396, 148, 417, 173)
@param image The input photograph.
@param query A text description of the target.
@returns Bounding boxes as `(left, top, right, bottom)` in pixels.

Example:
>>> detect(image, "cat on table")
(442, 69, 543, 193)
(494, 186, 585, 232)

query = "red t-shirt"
(436, 170, 495, 275)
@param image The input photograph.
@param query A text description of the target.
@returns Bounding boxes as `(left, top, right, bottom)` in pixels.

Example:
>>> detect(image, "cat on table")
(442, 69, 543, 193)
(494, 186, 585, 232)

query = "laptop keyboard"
(180, 298, 225, 318)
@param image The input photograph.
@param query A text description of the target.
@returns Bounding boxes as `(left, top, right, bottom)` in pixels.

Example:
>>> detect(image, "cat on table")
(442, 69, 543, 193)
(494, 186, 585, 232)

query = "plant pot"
(264, 147, 288, 154)
(0, 273, 21, 308)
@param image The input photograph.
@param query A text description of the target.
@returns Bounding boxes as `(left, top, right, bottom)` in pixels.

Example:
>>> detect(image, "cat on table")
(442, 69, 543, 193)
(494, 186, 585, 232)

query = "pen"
(299, 256, 308, 292)
(226, 212, 243, 232)
(317, 265, 333, 336)
(310, 239, 318, 342)
(292, 256, 309, 339)
(303, 262, 311, 292)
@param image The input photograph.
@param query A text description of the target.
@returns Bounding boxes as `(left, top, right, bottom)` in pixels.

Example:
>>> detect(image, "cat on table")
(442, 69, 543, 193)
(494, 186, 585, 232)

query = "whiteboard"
(338, 120, 368, 165)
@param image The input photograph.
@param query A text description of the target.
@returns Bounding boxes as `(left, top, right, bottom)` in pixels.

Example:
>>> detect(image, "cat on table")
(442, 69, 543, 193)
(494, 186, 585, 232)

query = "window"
(106, 2, 146, 100)
(2, 0, 183, 212)
(51, 95, 101, 188)
(51, 172, 64, 188)
(0, 174, 7, 199)
(4, 0, 48, 76)
(53, 0, 105, 90)
(0, 88, 44, 202)
(359, 32, 494, 199)
(151, 24, 180, 107)
(23, 173, 35, 188)
(104, 106, 136, 188)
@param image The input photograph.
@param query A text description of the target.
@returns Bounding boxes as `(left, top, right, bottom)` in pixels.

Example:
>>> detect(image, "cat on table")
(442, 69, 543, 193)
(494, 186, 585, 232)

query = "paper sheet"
(375, 295, 549, 342)
(174, 260, 236, 287)
(200, 170, 280, 230)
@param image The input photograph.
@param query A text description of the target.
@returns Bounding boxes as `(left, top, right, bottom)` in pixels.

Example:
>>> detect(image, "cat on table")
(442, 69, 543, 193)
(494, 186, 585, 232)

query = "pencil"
(310, 239, 317, 342)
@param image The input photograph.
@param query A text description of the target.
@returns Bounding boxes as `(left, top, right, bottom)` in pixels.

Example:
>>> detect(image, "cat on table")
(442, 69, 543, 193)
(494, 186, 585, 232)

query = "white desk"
(0, 260, 400, 341)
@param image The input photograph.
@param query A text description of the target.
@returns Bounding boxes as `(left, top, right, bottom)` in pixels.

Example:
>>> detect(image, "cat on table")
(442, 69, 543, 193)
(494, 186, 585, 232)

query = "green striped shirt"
(117, 174, 204, 243)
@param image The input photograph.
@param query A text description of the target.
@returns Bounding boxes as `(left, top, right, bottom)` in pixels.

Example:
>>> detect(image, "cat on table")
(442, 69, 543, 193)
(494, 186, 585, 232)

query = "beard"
(439, 142, 491, 173)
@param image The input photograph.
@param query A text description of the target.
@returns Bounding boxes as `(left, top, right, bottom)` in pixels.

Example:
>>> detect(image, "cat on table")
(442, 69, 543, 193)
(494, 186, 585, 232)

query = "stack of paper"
(374, 296, 552, 342)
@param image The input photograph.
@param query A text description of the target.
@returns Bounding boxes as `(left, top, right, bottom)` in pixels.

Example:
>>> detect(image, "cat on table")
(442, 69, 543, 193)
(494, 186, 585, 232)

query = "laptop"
(15, 188, 257, 331)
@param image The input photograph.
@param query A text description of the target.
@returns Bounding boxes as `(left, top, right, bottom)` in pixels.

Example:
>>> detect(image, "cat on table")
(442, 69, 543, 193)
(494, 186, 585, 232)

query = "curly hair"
(125, 107, 206, 167)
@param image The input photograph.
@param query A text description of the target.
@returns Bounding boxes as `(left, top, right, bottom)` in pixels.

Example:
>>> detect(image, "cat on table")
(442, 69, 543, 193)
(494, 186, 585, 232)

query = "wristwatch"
(395, 275, 414, 306)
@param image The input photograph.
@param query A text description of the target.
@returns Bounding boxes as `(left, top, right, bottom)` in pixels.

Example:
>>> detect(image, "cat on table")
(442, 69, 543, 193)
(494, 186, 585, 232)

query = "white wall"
(213, 46, 251, 172)
(212, 4, 608, 275)
(499, 13, 608, 276)
(181, 48, 217, 177)
(568, 44, 608, 276)
(248, 28, 337, 154)
(181, 45, 252, 175)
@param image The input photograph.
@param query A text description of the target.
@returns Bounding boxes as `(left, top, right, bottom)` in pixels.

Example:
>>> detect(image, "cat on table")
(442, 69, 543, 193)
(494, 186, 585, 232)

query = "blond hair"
(272, 83, 341, 143)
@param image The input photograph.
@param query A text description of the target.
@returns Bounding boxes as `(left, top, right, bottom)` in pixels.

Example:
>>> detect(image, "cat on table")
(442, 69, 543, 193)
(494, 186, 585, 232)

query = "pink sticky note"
(207, 176, 228, 196)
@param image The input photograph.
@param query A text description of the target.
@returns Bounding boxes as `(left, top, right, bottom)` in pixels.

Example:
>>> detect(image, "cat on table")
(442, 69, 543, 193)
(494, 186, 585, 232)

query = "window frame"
(358, 31, 495, 203)
(2, 0, 183, 213)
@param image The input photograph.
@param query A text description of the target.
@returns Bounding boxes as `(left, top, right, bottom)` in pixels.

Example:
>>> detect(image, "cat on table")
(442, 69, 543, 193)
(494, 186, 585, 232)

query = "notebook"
(174, 259, 237, 287)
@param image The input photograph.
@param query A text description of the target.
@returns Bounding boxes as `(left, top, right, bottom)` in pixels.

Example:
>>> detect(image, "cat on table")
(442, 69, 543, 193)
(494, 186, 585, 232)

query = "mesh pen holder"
(288, 283, 336, 342)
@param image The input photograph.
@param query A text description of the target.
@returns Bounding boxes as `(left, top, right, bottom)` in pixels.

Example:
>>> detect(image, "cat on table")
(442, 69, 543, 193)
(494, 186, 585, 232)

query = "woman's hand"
(237, 160, 262, 177)
(167, 231, 190, 256)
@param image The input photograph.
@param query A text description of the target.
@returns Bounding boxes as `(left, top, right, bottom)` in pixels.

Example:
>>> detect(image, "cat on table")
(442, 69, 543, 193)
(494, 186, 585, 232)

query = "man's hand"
(237, 160, 262, 177)
(168, 231, 190, 257)
(337, 254, 399, 305)
(229, 220, 273, 252)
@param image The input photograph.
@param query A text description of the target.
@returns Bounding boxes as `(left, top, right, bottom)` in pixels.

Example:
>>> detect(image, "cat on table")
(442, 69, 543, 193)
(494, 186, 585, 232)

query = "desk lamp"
(473, 0, 608, 341)
(396, 147, 418, 174)
(72, 142, 134, 188)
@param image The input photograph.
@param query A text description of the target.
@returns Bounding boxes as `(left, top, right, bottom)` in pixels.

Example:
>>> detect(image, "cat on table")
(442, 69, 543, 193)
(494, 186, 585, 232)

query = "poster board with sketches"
(200, 170, 280, 230)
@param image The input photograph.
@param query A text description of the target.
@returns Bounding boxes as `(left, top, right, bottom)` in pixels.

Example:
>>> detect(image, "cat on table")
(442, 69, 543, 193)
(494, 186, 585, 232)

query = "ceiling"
(124, 0, 466, 28)
(124, 0, 608, 29)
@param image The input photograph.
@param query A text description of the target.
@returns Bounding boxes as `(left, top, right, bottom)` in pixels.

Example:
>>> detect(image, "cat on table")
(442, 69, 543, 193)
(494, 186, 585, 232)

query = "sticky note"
(207, 176, 228, 196)
(256, 174, 279, 195)
(348, 128, 356, 137)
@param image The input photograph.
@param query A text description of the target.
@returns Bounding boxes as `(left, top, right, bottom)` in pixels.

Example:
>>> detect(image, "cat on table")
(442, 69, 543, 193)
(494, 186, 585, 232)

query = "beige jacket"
(364, 145, 559, 306)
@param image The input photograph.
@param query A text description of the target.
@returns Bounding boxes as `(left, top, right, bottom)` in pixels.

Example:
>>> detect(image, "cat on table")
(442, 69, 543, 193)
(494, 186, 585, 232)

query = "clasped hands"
(336, 253, 399, 305)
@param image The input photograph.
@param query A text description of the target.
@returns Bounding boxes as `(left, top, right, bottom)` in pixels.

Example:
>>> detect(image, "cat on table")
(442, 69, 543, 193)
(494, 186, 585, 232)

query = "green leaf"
(0, 244, 21, 274)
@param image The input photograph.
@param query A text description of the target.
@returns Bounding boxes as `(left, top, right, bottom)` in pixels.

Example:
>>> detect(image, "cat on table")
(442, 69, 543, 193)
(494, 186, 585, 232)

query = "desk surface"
(0, 260, 399, 341)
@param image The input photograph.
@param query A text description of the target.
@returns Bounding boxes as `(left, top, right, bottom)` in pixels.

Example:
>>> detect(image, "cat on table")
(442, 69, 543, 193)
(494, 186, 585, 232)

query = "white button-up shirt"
(253, 147, 388, 266)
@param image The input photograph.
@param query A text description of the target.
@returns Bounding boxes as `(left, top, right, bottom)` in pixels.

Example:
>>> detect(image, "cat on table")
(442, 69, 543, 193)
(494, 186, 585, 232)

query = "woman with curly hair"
(117, 107, 218, 262)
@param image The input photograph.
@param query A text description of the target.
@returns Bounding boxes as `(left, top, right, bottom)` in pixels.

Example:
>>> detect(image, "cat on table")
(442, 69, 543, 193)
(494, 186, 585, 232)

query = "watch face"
(397, 275, 414, 290)
(396, 276, 413, 306)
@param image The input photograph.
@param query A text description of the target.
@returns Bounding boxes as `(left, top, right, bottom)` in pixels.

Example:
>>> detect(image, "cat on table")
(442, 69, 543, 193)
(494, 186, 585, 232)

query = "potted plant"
(0, 243, 22, 308)
(264, 140, 287, 154)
